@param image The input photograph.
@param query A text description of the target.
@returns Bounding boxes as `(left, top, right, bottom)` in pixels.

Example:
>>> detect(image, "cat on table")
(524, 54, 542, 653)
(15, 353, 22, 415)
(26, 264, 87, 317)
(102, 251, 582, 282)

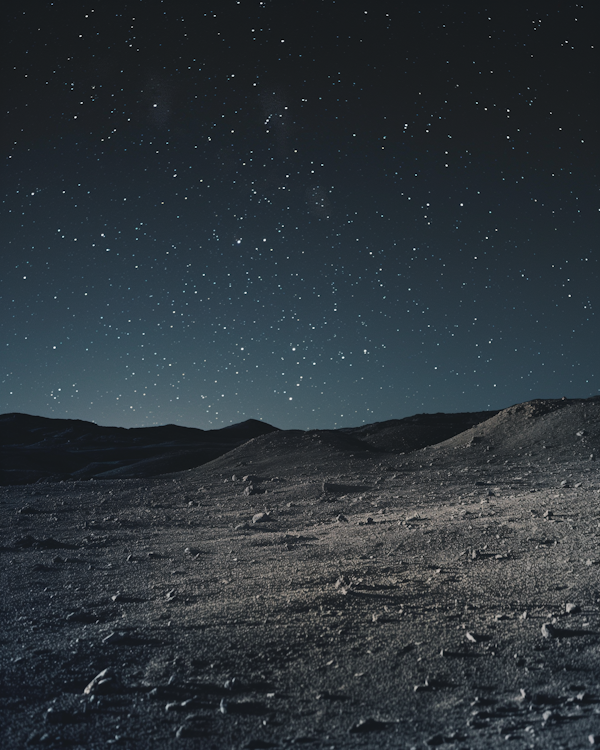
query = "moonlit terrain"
(1, 397, 600, 748)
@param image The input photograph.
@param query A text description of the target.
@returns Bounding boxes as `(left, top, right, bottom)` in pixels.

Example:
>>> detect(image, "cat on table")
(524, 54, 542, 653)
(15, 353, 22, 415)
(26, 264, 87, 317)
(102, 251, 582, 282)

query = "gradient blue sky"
(3, 1, 598, 429)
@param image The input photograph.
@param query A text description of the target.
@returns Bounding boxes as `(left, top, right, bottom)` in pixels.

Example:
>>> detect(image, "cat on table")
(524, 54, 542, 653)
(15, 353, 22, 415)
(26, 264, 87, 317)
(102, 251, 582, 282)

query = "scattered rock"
(45, 707, 79, 725)
(425, 734, 446, 747)
(102, 631, 140, 645)
(175, 725, 196, 739)
(252, 512, 270, 524)
(83, 668, 118, 695)
(349, 717, 389, 733)
(224, 676, 243, 691)
(541, 622, 559, 639)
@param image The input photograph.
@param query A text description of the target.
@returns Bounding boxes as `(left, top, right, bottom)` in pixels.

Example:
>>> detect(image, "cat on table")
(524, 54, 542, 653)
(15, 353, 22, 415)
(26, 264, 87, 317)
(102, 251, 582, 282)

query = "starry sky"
(2, 1, 599, 430)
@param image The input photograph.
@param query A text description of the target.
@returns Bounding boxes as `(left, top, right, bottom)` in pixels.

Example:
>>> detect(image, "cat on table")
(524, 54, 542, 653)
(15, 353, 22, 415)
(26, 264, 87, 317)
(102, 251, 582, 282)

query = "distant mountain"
(3, 399, 597, 485)
(0, 414, 279, 485)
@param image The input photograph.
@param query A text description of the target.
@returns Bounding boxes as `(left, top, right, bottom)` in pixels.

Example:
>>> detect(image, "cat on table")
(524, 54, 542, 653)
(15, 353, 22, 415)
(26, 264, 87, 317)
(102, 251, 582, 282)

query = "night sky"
(3, 1, 599, 430)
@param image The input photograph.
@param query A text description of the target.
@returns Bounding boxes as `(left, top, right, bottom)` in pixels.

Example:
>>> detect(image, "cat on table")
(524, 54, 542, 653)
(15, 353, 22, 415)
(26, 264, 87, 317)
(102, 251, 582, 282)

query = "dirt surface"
(2, 397, 600, 748)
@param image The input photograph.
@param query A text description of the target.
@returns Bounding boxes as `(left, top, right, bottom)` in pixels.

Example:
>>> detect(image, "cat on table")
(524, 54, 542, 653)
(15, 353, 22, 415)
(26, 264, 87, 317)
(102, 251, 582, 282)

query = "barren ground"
(2, 398, 600, 749)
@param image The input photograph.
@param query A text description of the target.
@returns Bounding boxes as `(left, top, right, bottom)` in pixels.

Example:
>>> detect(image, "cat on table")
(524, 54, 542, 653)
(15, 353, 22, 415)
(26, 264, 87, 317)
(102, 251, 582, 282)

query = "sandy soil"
(2, 398, 600, 749)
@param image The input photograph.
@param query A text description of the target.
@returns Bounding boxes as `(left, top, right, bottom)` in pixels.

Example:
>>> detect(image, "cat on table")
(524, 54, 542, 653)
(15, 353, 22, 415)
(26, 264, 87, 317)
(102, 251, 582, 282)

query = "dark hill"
(339, 409, 499, 453)
(0, 414, 279, 485)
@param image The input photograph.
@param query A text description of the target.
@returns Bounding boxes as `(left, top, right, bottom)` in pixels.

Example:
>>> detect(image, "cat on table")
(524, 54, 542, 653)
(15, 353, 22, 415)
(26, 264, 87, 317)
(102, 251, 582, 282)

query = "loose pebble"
(349, 717, 388, 733)
(425, 734, 446, 747)
(102, 631, 125, 645)
(83, 668, 118, 695)
(252, 512, 269, 524)
(541, 622, 558, 638)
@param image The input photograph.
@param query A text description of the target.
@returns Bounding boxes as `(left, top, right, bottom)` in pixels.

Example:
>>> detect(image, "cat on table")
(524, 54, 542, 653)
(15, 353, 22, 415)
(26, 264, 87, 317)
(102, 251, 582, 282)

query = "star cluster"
(2, 1, 598, 428)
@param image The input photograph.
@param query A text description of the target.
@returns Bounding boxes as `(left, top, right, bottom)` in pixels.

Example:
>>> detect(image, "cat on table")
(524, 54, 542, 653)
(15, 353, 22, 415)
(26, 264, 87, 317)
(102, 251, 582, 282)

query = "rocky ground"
(1, 397, 600, 749)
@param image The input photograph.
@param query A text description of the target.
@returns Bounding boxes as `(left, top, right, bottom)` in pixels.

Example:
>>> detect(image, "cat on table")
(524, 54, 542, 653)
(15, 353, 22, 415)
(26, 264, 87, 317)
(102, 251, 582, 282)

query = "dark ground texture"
(1, 397, 600, 749)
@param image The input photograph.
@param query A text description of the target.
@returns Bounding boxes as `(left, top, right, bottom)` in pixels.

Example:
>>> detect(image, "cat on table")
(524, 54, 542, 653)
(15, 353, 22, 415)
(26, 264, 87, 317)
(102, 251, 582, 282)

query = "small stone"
(465, 631, 479, 643)
(83, 668, 117, 695)
(244, 485, 257, 497)
(425, 734, 446, 747)
(589, 735, 597, 746)
(102, 631, 130, 645)
(252, 512, 269, 524)
(175, 725, 196, 739)
(414, 679, 431, 692)
(219, 698, 228, 714)
(349, 717, 388, 733)
(541, 622, 558, 639)
(565, 602, 580, 614)
(336, 514, 349, 523)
